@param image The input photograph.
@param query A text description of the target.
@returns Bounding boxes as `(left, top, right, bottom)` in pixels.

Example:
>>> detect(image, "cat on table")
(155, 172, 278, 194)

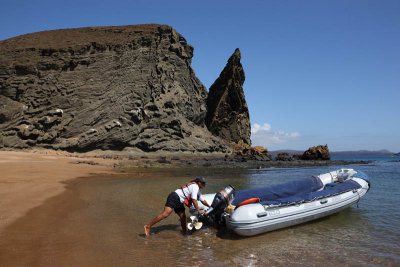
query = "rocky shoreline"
(117, 155, 371, 169)
(113, 144, 369, 169)
(36, 149, 373, 169)
(1, 148, 372, 171)
(173, 158, 371, 169)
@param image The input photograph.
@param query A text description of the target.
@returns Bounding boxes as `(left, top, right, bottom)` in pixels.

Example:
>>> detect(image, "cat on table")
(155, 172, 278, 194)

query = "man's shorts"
(165, 192, 185, 213)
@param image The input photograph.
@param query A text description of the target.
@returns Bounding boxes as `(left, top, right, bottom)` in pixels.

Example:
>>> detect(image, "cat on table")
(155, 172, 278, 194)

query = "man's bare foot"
(144, 225, 150, 236)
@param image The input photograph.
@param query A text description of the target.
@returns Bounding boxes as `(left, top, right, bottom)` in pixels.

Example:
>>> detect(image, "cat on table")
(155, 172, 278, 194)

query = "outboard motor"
(204, 185, 235, 224)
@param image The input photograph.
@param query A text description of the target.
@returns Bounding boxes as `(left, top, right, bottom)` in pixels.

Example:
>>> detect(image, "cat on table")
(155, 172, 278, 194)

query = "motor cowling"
(205, 185, 235, 217)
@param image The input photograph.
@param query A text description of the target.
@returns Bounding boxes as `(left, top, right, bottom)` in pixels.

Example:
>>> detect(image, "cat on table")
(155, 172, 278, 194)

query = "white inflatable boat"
(193, 168, 370, 237)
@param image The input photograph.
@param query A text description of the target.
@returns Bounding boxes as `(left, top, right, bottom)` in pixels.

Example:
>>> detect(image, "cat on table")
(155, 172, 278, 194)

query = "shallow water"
(0, 158, 399, 266)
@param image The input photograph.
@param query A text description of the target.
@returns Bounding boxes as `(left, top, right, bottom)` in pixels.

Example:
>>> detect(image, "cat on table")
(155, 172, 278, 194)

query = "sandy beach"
(0, 150, 119, 233)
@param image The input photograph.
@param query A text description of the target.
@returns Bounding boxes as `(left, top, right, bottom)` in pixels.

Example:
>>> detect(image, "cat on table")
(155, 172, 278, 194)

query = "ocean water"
(331, 154, 395, 162)
(0, 155, 399, 266)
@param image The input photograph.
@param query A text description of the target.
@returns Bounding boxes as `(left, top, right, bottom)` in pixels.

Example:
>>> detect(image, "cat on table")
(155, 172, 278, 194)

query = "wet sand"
(0, 150, 119, 232)
(1, 164, 394, 266)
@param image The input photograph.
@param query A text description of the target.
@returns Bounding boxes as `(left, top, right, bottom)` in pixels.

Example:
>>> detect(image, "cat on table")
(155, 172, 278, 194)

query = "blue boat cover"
(233, 177, 362, 206)
(232, 177, 323, 206)
(260, 180, 361, 205)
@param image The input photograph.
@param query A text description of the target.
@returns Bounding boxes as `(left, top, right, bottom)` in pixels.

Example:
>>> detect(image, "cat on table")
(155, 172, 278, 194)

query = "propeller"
(187, 216, 203, 230)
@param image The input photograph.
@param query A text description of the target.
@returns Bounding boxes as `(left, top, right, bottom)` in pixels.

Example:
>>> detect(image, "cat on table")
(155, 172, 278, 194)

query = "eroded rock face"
(205, 48, 251, 147)
(0, 24, 229, 152)
(302, 145, 330, 160)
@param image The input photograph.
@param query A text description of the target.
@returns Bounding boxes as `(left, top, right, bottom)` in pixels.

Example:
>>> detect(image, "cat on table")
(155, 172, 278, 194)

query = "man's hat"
(192, 177, 206, 184)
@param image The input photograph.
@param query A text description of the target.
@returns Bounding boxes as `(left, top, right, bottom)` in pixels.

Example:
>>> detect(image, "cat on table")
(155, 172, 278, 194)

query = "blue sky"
(1, 0, 399, 152)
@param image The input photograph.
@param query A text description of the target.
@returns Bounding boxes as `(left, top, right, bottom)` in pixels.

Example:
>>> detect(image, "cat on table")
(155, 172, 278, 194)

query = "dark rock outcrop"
(301, 145, 330, 160)
(0, 24, 230, 152)
(275, 152, 292, 161)
(205, 48, 251, 147)
(292, 154, 303, 160)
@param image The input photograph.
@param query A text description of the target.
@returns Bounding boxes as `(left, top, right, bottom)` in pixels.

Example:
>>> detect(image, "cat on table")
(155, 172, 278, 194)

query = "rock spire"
(205, 48, 251, 147)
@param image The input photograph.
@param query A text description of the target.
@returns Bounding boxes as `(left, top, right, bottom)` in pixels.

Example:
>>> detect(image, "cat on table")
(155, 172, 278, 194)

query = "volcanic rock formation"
(205, 48, 251, 147)
(301, 145, 331, 160)
(275, 152, 292, 161)
(0, 24, 230, 152)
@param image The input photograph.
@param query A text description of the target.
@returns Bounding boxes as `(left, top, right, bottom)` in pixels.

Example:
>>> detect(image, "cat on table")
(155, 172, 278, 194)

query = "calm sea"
(1, 154, 399, 266)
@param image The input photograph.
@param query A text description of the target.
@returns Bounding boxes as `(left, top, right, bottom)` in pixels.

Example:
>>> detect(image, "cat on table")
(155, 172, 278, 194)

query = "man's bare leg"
(144, 206, 173, 236)
(177, 211, 187, 234)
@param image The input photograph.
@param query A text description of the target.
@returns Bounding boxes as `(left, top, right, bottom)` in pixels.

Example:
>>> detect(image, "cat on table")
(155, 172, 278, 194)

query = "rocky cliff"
(0, 24, 230, 152)
(205, 48, 251, 147)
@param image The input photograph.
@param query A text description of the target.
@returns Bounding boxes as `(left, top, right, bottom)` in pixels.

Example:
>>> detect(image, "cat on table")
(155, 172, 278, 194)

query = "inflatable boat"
(192, 168, 370, 237)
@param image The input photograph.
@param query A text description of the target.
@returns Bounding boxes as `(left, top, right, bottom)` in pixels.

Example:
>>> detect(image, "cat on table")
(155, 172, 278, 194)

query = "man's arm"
(191, 199, 206, 215)
(201, 200, 210, 208)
